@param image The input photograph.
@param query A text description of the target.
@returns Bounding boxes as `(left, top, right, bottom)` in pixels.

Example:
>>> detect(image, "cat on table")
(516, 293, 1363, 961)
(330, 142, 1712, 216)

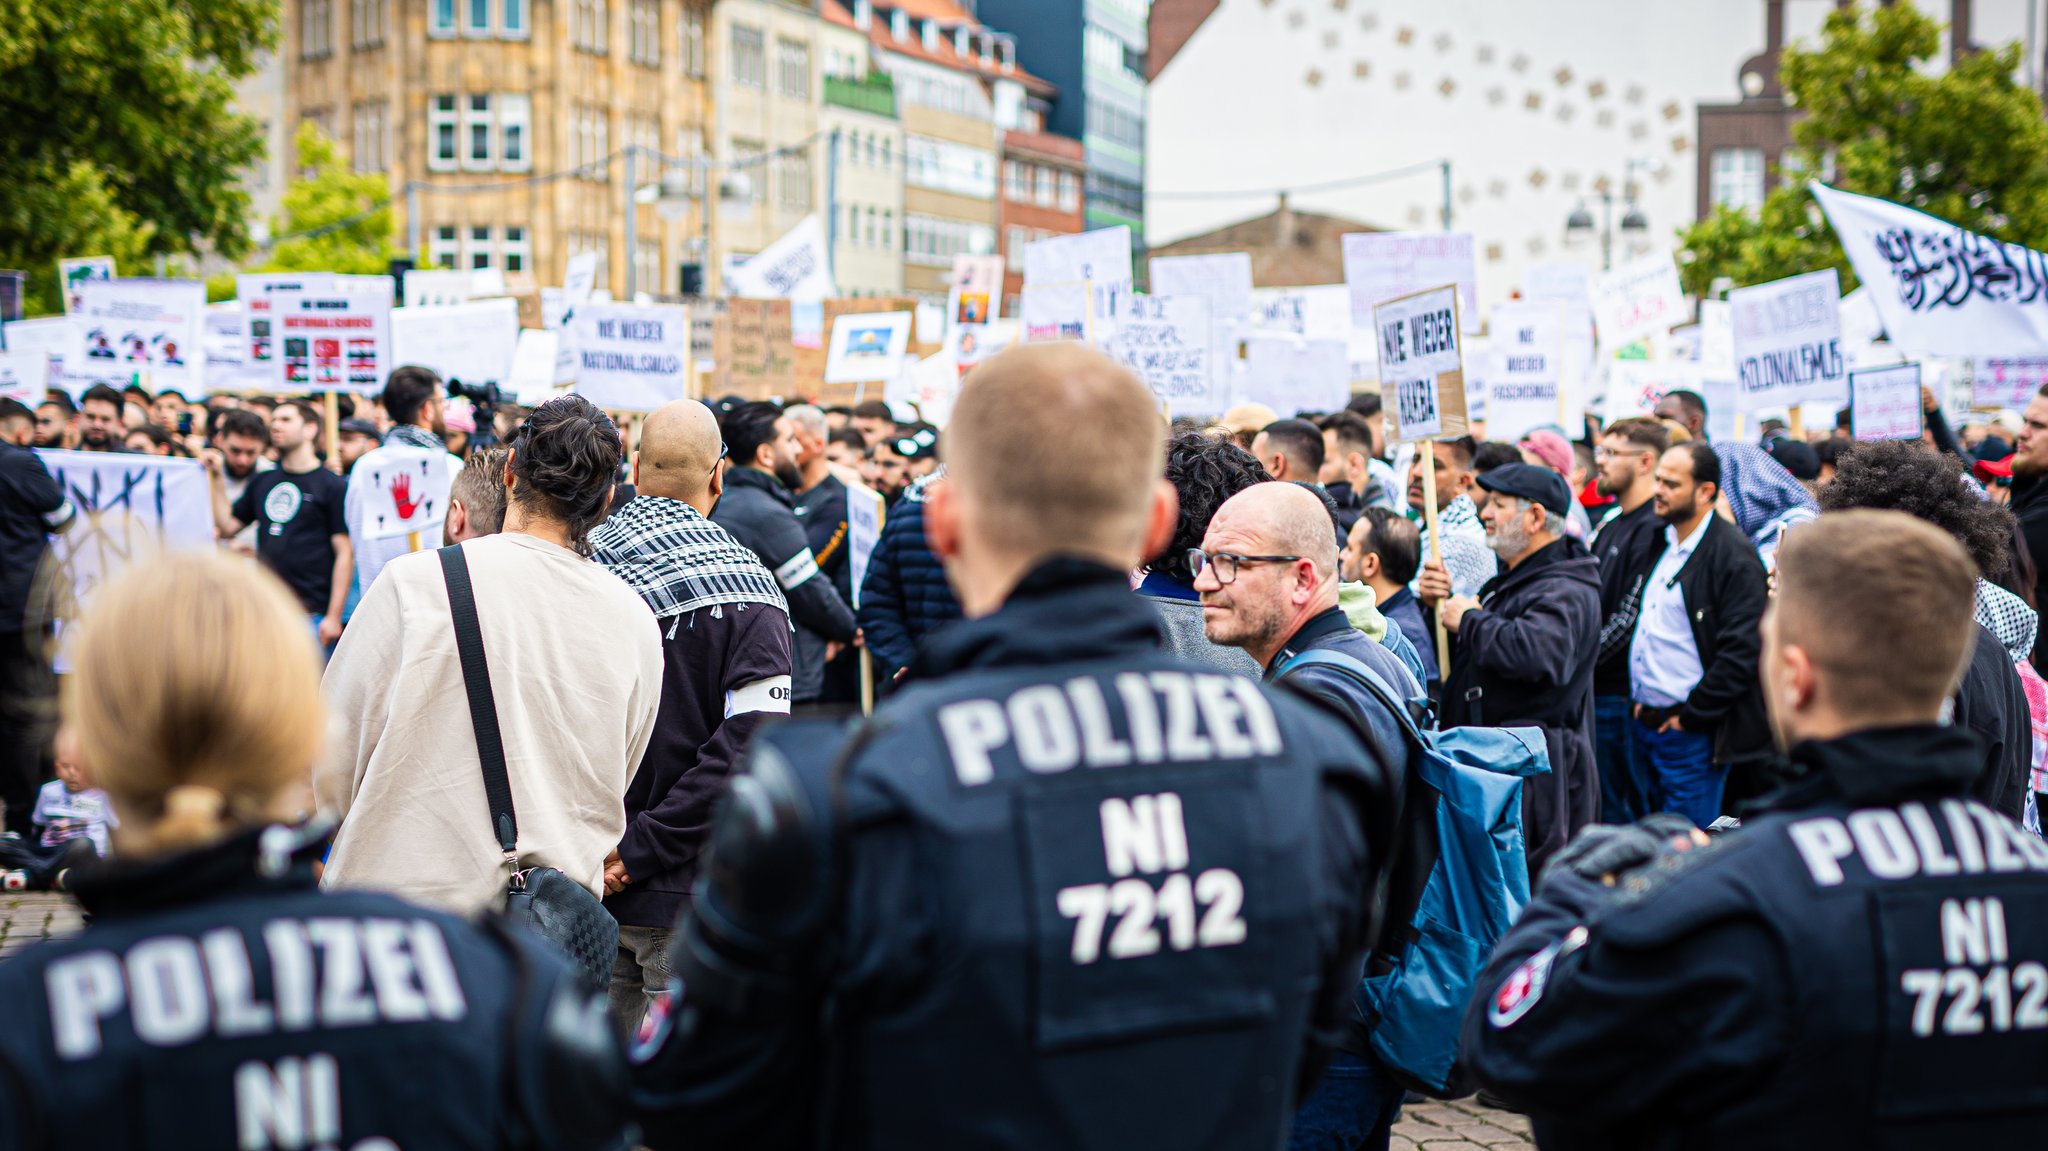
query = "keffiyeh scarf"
(1717, 443, 1818, 551)
(384, 425, 446, 452)
(589, 496, 787, 620)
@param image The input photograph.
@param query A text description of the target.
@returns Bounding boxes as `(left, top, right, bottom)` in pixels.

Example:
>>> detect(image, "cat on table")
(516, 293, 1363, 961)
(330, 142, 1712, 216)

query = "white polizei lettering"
(1944, 898, 1998, 966)
(1970, 806, 2029, 873)
(203, 928, 275, 1037)
(1224, 677, 1285, 755)
(1115, 673, 1166, 761)
(1149, 672, 1213, 759)
(306, 919, 376, 1028)
(1943, 799, 1988, 873)
(45, 951, 124, 1060)
(1788, 817, 1855, 887)
(1065, 678, 1132, 767)
(1990, 897, 2010, 960)
(1101, 795, 1168, 877)
(1155, 792, 1190, 871)
(1847, 810, 1920, 880)
(360, 919, 430, 1023)
(128, 937, 210, 1048)
(937, 700, 1008, 786)
(1901, 803, 1961, 877)
(235, 1054, 339, 1151)
(264, 921, 317, 1031)
(1193, 675, 1255, 759)
(407, 921, 469, 1021)
(307, 1054, 341, 1143)
(1009, 685, 1081, 774)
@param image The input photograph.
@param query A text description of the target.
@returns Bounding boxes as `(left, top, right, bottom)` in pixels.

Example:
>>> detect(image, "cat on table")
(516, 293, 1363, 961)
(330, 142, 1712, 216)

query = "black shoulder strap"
(440, 545, 519, 859)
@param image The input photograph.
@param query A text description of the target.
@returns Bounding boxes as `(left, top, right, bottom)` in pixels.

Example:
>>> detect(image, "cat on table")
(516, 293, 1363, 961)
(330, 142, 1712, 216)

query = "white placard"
(509, 329, 564, 406)
(727, 214, 835, 302)
(1590, 252, 1688, 348)
(847, 485, 884, 611)
(351, 447, 456, 541)
(1487, 301, 1566, 442)
(70, 279, 208, 396)
(1972, 358, 2048, 411)
(1850, 363, 1924, 441)
(58, 257, 115, 317)
(568, 303, 689, 411)
(1343, 232, 1479, 334)
(35, 450, 213, 607)
(236, 273, 339, 373)
(402, 269, 474, 310)
(825, 311, 913, 384)
(948, 253, 1005, 330)
(1241, 335, 1349, 416)
(555, 251, 601, 329)
(1149, 253, 1254, 326)
(1697, 299, 1735, 375)
(1021, 281, 1094, 343)
(0, 351, 43, 404)
(1525, 262, 1594, 304)
(2, 317, 74, 397)
(389, 298, 520, 390)
(267, 276, 395, 394)
(1729, 268, 1845, 412)
(1374, 285, 1466, 443)
(200, 308, 271, 395)
(1107, 295, 1217, 413)
(1024, 227, 1133, 336)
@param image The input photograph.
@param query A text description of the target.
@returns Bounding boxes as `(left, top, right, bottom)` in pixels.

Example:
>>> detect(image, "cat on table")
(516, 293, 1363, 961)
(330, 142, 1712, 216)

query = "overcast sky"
(1146, 0, 2044, 310)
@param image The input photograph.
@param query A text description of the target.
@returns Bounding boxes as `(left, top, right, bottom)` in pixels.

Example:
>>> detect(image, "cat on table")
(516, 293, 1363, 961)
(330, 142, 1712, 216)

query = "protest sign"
(948, 254, 1005, 329)
(1525, 262, 1593, 304)
(0, 274, 21, 324)
(390, 298, 520, 390)
(1729, 268, 1845, 412)
(70, 279, 208, 396)
(1486, 301, 1567, 441)
(569, 302, 689, 411)
(509, 328, 563, 406)
(825, 312, 913, 384)
(266, 276, 394, 393)
(0, 351, 44, 404)
(1241, 335, 1348, 416)
(201, 309, 271, 395)
(1107, 295, 1217, 413)
(1149, 253, 1254, 326)
(716, 299, 796, 399)
(1021, 281, 1094, 344)
(36, 450, 212, 611)
(58, 257, 115, 317)
(237, 273, 338, 374)
(1343, 232, 1479, 335)
(729, 214, 835, 302)
(402, 269, 474, 309)
(1849, 363, 1924, 441)
(1590, 252, 1688, 348)
(847, 484, 885, 611)
(1024, 227, 1133, 336)
(353, 447, 456, 541)
(1814, 182, 2048, 357)
(546, 251, 602, 331)
(947, 316, 1013, 383)
(2, 317, 74, 396)
(1970, 358, 2048, 411)
(1374, 285, 1467, 443)
(792, 302, 826, 350)
(1697, 299, 1735, 375)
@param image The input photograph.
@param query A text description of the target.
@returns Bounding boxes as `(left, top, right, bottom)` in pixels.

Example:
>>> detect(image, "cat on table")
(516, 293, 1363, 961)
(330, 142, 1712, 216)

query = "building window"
(1003, 160, 1027, 201)
(499, 93, 530, 172)
(429, 94, 459, 171)
(301, 0, 334, 59)
(636, 240, 662, 295)
(680, 6, 705, 77)
(1057, 171, 1079, 212)
(906, 135, 997, 199)
(880, 209, 892, 248)
(570, 104, 611, 180)
(351, 101, 388, 173)
(1035, 166, 1056, 208)
(880, 137, 891, 170)
(731, 139, 764, 201)
(777, 152, 812, 209)
(1710, 147, 1767, 212)
(776, 37, 810, 99)
(465, 0, 490, 36)
(574, 0, 607, 53)
(462, 94, 494, 170)
(629, 0, 660, 66)
(352, 0, 385, 49)
(430, 225, 460, 269)
(431, 0, 456, 35)
(502, 0, 526, 36)
(503, 226, 530, 274)
(733, 25, 765, 87)
(905, 213, 995, 267)
(467, 225, 495, 270)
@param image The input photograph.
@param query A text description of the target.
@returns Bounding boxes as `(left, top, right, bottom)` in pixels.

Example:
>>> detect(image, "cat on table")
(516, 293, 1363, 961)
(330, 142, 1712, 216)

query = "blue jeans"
(1632, 717, 1724, 828)
(1289, 1051, 1401, 1151)
(1593, 694, 1648, 824)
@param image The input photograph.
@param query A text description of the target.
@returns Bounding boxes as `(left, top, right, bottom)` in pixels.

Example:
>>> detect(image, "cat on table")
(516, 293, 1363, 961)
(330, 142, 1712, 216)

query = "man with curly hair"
(1138, 432, 1272, 675)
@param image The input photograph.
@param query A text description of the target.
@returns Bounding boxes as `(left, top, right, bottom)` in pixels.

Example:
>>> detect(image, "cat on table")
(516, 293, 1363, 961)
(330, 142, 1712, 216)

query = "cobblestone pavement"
(0, 892, 1534, 1148)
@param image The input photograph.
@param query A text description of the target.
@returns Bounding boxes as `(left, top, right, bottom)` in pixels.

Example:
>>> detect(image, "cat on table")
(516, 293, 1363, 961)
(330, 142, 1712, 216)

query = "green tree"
(1678, 1, 2048, 297)
(0, 0, 275, 315)
(257, 124, 398, 276)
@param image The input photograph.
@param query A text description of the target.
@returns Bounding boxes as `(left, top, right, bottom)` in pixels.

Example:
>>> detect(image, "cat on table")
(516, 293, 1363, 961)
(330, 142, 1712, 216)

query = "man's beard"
(774, 459, 804, 490)
(1595, 465, 1632, 498)
(1657, 495, 1697, 525)
(2016, 452, 2048, 480)
(80, 427, 109, 446)
(1486, 515, 1531, 559)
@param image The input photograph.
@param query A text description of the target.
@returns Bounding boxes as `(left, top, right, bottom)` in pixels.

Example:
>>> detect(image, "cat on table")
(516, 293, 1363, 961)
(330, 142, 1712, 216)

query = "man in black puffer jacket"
(858, 469, 962, 688)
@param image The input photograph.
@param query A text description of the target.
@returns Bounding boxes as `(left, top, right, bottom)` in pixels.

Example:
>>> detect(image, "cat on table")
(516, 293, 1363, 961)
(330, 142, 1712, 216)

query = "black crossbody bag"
(439, 544, 619, 990)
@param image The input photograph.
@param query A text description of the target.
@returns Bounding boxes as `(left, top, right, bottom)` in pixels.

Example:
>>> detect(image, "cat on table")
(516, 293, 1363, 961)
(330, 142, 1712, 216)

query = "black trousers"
(0, 630, 55, 837)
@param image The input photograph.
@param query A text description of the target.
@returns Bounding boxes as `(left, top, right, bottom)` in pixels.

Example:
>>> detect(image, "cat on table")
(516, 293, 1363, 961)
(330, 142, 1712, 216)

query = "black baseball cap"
(1765, 437, 1820, 481)
(1476, 463, 1573, 517)
(338, 417, 379, 437)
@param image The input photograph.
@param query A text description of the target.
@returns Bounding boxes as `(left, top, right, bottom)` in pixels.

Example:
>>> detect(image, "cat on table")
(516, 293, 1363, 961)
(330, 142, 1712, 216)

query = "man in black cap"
(1421, 463, 1602, 877)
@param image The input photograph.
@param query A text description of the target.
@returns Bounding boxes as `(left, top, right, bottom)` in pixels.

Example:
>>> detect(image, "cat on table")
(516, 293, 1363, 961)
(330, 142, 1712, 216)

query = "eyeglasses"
(709, 440, 729, 477)
(1186, 549, 1301, 585)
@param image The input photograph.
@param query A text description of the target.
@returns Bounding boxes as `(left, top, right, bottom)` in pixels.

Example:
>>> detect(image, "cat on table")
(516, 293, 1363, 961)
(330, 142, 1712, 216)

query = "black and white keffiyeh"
(590, 496, 787, 620)
(1977, 578, 2039, 663)
(384, 425, 445, 452)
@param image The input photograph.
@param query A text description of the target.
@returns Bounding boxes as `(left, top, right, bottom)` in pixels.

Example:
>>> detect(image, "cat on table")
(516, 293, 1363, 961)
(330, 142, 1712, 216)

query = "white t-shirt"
(33, 781, 117, 856)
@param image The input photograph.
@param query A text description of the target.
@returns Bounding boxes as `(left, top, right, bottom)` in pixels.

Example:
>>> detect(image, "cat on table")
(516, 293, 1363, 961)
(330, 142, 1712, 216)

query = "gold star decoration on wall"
(1305, 67, 1324, 87)
(1554, 67, 1573, 87)
(1354, 59, 1371, 78)
(1439, 77, 1457, 97)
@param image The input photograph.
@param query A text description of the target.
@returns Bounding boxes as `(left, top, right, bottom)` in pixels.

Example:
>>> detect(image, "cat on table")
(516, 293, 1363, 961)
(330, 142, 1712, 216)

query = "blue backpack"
(1274, 648, 1549, 1097)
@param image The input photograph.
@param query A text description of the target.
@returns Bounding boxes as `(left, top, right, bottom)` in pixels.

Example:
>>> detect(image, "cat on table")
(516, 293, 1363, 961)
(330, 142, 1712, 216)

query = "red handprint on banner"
(390, 472, 422, 519)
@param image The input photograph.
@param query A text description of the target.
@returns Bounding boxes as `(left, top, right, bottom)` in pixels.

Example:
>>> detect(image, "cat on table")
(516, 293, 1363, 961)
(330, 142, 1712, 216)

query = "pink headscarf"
(1518, 429, 1573, 477)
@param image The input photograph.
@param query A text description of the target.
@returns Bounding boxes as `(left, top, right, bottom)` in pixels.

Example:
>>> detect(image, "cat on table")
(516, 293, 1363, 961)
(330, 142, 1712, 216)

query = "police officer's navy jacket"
(633, 559, 1396, 1151)
(0, 823, 629, 1151)
(1462, 724, 2048, 1149)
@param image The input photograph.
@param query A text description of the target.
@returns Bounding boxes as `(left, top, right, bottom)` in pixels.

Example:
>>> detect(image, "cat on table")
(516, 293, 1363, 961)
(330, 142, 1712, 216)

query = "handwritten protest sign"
(1107, 295, 1217, 413)
(58, 257, 115, 317)
(1241, 335, 1348, 416)
(1487, 301, 1566, 441)
(1590, 252, 1688, 348)
(847, 484, 884, 610)
(1021, 281, 1094, 344)
(390, 298, 520, 389)
(1343, 232, 1479, 335)
(36, 450, 212, 610)
(1374, 285, 1466, 443)
(728, 215, 835, 302)
(0, 351, 43, 404)
(266, 276, 394, 394)
(1024, 227, 1133, 337)
(1730, 269, 1845, 412)
(70, 279, 208, 396)
(1849, 363, 1924, 441)
(825, 312, 912, 384)
(716, 299, 795, 399)
(569, 302, 689, 411)
(1971, 358, 2048, 411)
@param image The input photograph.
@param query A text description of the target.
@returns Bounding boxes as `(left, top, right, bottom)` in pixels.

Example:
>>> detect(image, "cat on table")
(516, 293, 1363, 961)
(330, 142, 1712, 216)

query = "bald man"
(586, 399, 793, 1038)
(634, 345, 1400, 1151)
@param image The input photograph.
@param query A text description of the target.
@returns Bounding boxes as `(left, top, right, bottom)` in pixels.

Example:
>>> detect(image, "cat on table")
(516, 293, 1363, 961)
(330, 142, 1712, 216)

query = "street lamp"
(1562, 157, 1654, 270)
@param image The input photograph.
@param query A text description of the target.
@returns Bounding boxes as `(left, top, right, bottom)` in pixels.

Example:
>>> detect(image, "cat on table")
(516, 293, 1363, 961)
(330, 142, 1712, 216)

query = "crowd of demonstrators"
(1408, 436, 1498, 602)
(856, 462, 963, 687)
(204, 399, 353, 648)
(1139, 431, 1271, 676)
(785, 404, 862, 704)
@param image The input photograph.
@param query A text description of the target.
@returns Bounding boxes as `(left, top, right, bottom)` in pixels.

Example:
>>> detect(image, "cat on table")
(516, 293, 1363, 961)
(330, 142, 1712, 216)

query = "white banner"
(351, 446, 455, 541)
(1729, 268, 1845, 412)
(236, 273, 339, 376)
(402, 269, 475, 310)
(1241, 335, 1349, 417)
(1107, 295, 1217, 414)
(1814, 182, 2048, 357)
(1973, 358, 2048, 410)
(201, 308, 271, 395)
(1343, 232, 1479, 334)
(69, 279, 208, 396)
(824, 311, 913, 384)
(1149, 252, 1254, 326)
(1591, 252, 1689, 348)
(0, 351, 44, 404)
(1024, 227, 1133, 336)
(728, 214, 835, 302)
(1021, 281, 1094, 344)
(1850, 363, 1924, 441)
(268, 276, 395, 394)
(390, 298, 520, 389)
(58, 257, 115, 318)
(1487, 301, 1566, 442)
(35, 450, 213, 606)
(568, 302, 689, 411)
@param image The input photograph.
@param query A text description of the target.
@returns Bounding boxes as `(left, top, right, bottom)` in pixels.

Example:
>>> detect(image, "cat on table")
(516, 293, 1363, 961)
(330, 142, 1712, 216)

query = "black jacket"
(1588, 498, 1663, 698)
(1440, 536, 1603, 879)
(1464, 724, 2048, 1148)
(1655, 515, 1772, 765)
(714, 466, 855, 702)
(858, 489, 962, 682)
(2014, 476, 2048, 616)
(1953, 622, 2033, 821)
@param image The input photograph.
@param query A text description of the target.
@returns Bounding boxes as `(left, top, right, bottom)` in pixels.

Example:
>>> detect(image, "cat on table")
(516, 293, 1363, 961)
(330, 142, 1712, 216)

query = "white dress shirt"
(1629, 514, 1712, 708)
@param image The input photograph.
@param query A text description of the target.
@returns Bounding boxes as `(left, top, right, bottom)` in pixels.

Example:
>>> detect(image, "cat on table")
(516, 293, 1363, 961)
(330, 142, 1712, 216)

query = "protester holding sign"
(204, 399, 352, 647)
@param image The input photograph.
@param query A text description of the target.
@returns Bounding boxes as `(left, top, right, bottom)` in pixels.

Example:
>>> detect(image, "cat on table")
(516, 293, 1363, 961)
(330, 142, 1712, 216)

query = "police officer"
(632, 343, 1398, 1149)
(1462, 510, 2048, 1146)
(0, 552, 629, 1151)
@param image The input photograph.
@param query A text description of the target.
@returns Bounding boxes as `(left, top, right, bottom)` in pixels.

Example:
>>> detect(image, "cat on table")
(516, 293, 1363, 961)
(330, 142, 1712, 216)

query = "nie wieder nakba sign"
(1729, 269, 1846, 410)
